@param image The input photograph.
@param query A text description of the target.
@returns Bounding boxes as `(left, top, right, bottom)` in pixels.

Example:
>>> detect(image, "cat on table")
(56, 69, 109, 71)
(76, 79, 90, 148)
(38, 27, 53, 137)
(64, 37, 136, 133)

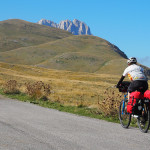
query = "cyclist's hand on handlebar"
(116, 84, 122, 88)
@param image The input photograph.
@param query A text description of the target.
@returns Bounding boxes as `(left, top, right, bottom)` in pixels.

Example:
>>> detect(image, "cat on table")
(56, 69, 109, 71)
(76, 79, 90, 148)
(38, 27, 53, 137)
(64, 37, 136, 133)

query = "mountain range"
(0, 19, 149, 77)
(37, 19, 92, 35)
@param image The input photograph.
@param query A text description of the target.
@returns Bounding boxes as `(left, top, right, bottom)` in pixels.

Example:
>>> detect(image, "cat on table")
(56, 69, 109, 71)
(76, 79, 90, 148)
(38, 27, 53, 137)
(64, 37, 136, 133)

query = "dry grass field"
(0, 62, 149, 117)
(0, 62, 119, 104)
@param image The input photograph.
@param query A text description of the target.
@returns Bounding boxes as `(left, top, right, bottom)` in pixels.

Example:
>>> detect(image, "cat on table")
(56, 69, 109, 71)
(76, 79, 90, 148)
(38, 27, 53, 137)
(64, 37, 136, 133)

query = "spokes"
(137, 105, 150, 133)
(119, 100, 131, 128)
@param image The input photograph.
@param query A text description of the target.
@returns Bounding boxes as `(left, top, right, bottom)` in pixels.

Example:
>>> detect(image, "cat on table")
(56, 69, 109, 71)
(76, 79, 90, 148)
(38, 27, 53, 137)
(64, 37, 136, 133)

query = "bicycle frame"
(122, 93, 128, 115)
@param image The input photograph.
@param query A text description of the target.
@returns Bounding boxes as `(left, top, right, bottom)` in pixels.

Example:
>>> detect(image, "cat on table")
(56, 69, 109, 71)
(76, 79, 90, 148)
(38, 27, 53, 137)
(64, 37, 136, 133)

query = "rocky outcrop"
(37, 19, 57, 28)
(107, 42, 128, 59)
(37, 19, 92, 35)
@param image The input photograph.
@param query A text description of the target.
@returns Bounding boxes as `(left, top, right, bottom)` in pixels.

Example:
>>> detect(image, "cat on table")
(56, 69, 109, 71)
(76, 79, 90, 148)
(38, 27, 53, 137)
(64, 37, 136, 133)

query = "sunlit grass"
(0, 62, 149, 117)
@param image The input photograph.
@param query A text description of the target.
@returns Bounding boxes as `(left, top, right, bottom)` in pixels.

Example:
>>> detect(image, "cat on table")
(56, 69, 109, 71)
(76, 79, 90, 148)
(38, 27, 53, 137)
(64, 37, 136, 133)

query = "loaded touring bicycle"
(118, 81, 150, 133)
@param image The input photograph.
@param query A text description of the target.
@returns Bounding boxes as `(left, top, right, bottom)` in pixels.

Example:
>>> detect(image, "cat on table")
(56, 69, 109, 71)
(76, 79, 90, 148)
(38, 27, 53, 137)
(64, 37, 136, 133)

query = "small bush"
(3, 80, 20, 94)
(98, 88, 123, 117)
(25, 81, 51, 100)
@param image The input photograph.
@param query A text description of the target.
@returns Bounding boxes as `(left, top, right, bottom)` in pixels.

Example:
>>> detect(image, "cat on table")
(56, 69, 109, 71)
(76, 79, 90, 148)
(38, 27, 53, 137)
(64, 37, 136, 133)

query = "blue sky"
(1, 0, 150, 67)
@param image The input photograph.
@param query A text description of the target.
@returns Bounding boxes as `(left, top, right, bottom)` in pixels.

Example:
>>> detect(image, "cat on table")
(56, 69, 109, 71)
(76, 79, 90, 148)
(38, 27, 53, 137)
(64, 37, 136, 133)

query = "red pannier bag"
(144, 90, 150, 107)
(144, 90, 150, 99)
(127, 91, 144, 114)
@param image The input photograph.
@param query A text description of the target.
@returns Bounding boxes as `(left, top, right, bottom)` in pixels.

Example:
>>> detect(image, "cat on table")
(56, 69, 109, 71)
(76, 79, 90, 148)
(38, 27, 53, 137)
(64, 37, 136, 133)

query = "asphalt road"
(0, 95, 150, 150)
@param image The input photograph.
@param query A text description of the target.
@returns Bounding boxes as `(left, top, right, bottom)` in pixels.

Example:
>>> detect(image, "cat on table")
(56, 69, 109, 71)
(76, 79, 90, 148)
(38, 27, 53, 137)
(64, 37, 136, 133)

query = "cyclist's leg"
(127, 81, 136, 100)
(128, 81, 138, 92)
(127, 80, 147, 93)
(141, 81, 148, 93)
(127, 80, 147, 101)
(127, 92, 130, 101)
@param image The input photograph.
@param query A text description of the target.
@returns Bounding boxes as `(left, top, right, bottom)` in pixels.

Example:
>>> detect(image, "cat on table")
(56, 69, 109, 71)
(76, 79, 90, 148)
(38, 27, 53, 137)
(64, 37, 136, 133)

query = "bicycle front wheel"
(137, 104, 150, 133)
(119, 100, 131, 128)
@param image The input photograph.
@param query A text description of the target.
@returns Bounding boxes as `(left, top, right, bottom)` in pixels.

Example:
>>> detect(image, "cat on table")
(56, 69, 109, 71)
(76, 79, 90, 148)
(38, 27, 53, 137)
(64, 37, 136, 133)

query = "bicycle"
(118, 82, 150, 133)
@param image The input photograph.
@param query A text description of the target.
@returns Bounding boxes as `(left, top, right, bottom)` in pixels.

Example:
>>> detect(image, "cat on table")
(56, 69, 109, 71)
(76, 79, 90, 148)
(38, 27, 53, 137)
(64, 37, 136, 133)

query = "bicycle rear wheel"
(137, 105, 150, 133)
(119, 100, 131, 128)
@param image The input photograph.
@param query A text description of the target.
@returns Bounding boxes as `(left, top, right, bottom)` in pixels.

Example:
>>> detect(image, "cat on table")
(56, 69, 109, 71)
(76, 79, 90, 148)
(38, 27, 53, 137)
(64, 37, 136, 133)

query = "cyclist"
(116, 57, 148, 100)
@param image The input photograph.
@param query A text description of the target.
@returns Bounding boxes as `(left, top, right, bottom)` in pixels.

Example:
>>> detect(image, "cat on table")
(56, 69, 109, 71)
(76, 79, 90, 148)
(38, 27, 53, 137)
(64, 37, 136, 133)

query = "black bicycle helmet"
(127, 57, 137, 64)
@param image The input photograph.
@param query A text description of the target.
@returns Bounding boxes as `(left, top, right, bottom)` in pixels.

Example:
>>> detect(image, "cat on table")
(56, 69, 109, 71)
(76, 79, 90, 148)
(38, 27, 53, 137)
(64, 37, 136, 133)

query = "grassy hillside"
(0, 19, 72, 52)
(0, 34, 127, 73)
(0, 19, 149, 76)
(96, 59, 127, 74)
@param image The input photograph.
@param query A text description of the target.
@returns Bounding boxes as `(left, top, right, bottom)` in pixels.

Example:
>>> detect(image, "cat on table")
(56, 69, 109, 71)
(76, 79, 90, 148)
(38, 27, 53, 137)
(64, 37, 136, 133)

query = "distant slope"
(97, 59, 150, 78)
(0, 19, 149, 76)
(96, 59, 127, 75)
(0, 35, 127, 73)
(0, 19, 72, 52)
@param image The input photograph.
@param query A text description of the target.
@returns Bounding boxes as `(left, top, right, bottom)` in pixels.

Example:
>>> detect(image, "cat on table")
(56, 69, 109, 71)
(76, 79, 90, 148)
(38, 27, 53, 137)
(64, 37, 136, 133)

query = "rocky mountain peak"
(37, 19, 92, 35)
(37, 19, 57, 28)
(73, 19, 80, 25)
(58, 20, 72, 30)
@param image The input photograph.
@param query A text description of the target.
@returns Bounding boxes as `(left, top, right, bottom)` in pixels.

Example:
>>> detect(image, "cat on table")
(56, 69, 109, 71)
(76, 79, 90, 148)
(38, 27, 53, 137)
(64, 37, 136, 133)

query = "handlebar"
(116, 81, 131, 93)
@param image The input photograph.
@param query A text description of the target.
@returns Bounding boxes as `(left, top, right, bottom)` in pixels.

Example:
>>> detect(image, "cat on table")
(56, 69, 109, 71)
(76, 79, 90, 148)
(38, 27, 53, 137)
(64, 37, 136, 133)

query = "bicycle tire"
(137, 104, 150, 133)
(119, 100, 131, 128)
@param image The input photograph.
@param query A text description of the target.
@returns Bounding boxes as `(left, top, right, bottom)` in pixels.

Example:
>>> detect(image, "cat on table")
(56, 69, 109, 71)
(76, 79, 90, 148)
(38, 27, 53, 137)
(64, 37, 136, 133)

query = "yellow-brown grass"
(0, 62, 149, 116)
